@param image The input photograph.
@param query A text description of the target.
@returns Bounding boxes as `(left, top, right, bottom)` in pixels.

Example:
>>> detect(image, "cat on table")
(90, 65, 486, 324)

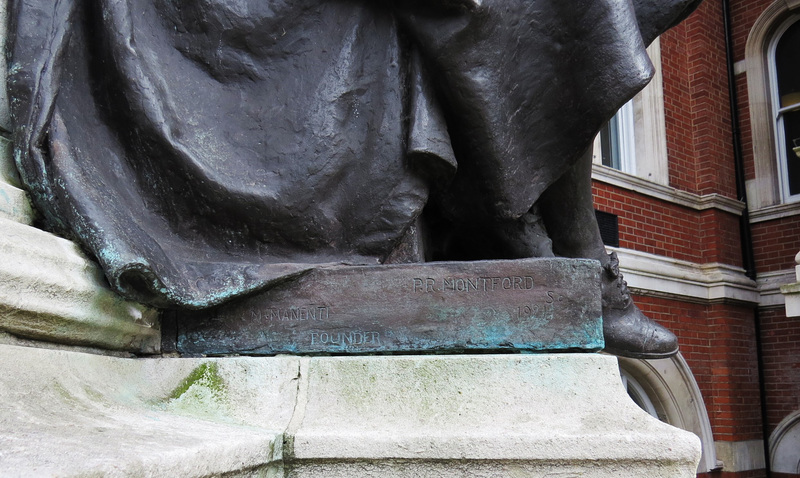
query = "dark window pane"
(775, 19, 800, 196)
(600, 115, 621, 170)
(776, 20, 800, 106)
(783, 110, 800, 196)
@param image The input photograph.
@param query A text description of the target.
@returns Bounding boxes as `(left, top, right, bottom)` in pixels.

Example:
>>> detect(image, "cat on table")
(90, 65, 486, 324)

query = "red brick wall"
(593, 182, 701, 261)
(737, 71, 755, 182)
(705, 303, 764, 441)
(662, 21, 699, 194)
(688, 1, 738, 198)
(633, 295, 763, 442)
(730, 0, 776, 61)
(700, 209, 745, 267)
(760, 306, 800, 434)
(751, 215, 800, 272)
(660, 3, 738, 199)
(592, 181, 744, 267)
(730, 0, 757, 184)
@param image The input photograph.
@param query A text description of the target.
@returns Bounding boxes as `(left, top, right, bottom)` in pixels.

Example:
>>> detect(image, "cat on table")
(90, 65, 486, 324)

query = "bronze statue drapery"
(8, 0, 702, 357)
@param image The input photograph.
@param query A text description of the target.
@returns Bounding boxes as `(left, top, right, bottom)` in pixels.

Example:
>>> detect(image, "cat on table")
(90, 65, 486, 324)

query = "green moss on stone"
(52, 382, 79, 405)
(169, 362, 225, 400)
(162, 362, 232, 420)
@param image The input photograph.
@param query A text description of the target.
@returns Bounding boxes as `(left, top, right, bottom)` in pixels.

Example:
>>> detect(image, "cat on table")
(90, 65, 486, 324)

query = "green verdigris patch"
(164, 362, 231, 420)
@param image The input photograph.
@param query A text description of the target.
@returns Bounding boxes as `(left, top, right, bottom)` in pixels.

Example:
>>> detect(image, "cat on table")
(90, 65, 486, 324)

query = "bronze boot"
(601, 252, 679, 359)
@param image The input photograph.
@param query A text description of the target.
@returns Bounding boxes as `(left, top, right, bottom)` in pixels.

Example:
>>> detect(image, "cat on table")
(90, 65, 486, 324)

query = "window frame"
(599, 100, 637, 174)
(617, 354, 720, 473)
(744, 1, 800, 214)
(767, 14, 800, 203)
(592, 39, 668, 185)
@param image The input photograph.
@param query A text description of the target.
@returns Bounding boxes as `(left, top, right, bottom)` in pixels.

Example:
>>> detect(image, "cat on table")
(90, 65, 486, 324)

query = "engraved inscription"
(515, 291, 565, 319)
(310, 331, 381, 346)
(250, 305, 330, 322)
(516, 303, 554, 319)
(177, 259, 603, 355)
(412, 276, 536, 293)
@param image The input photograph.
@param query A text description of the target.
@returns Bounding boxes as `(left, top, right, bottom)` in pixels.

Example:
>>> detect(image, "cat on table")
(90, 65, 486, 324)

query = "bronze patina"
(8, 0, 702, 357)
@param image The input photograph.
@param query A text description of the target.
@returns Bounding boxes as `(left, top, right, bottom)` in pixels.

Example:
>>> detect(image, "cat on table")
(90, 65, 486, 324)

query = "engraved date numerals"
(516, 291, 564, 319)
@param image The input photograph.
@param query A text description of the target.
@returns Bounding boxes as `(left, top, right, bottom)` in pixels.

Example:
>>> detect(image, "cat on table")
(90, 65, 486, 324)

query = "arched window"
(617, 354, 721, 473)
(769, 17, 800, 202)
(745, 4, 800, 211)
(620, 367, 659, 419)
(770, 410, 800, 474)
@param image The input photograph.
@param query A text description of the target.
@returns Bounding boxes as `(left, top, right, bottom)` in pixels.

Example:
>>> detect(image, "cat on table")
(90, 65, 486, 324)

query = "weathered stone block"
(286, 354, 701, 477)
(0, 345, 701, 477)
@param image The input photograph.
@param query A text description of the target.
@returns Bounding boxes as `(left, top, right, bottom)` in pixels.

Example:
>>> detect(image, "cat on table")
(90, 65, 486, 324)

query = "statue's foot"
(602, 252, 678, 359)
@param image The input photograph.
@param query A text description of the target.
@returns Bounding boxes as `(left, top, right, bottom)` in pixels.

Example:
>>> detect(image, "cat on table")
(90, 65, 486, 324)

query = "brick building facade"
(592, 1, 800, 476)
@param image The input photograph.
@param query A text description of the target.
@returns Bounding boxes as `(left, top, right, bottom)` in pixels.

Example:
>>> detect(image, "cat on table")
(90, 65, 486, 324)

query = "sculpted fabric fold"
(8, 0, 701, 308)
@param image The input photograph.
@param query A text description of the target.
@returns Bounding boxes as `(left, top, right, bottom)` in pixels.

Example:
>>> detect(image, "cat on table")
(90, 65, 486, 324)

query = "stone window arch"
(620, 365, 659, 418)
(770, 409, 800, 474)
(769, 16, 800, 201)
(745, 0, 800, 210)
(618, 353, 720, 473)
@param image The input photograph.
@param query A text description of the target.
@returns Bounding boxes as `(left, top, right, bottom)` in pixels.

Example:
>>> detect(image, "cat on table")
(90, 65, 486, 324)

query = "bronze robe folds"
(8, 0, 701, 308)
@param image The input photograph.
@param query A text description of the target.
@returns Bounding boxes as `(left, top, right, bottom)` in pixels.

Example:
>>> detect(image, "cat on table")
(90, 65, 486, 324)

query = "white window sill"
(591, 164, 745, 215)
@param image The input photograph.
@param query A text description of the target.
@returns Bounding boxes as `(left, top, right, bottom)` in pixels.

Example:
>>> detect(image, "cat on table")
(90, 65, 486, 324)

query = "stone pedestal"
(0, 344, 700, 477)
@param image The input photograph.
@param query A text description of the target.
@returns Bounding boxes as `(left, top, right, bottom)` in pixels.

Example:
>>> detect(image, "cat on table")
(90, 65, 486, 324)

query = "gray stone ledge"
(0, 345, 295, 477)
(0, 331, 138, 357)
(0, 217, 160, 353)
(0, 180, 34, 225)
